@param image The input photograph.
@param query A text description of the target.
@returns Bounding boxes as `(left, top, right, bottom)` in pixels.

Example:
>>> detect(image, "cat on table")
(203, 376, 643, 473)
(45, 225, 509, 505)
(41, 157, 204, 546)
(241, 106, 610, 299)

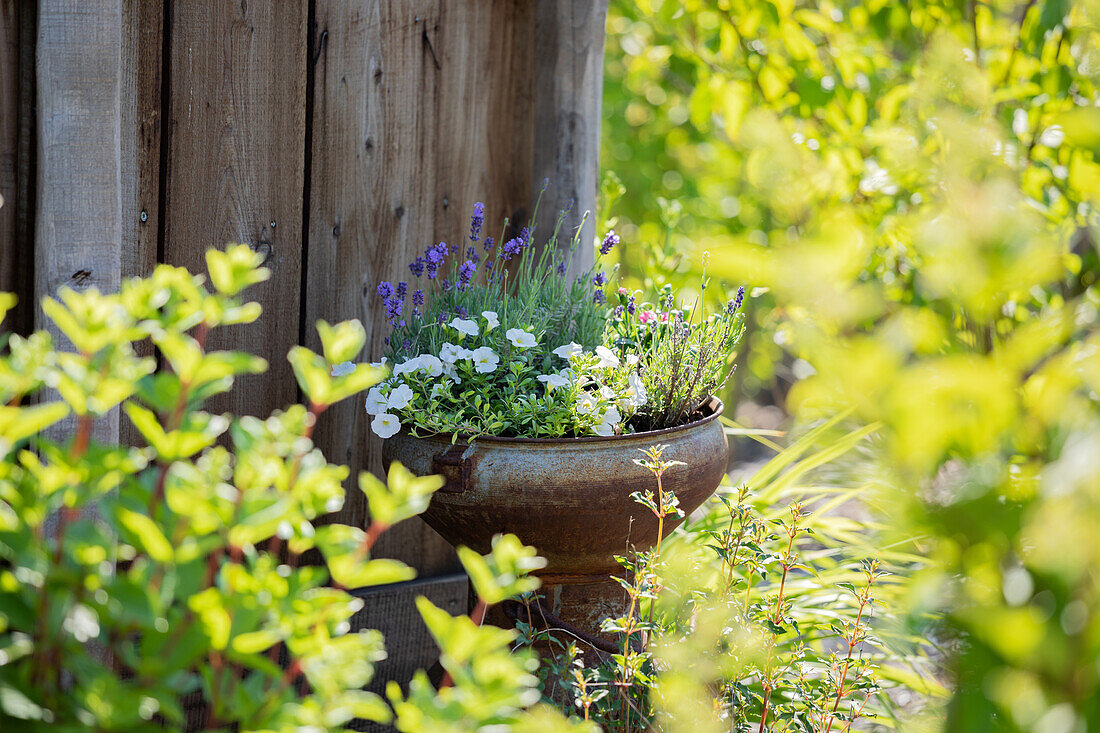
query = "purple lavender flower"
(385, 297, 403, 320)
(457, 306, 468, 318)
(540, 177, 549, 193)
(627, 295, 636, 315)
(664, 292, 675, 310)
(501, 236, 523, 261)
(614, 305, 624, 318)
(413, 288, 424, 308)
(593, 271, 607, 287)
(409, 256, 425, 277)
(519, 226, 532, 249)
(426, 244, 445, 267)
(469, 202, 485, 241)
(403, 338, 412, 351)
(438, 311, 447, 324)
(384, 336, 390, 345)
(377, 281, 395, 300)
(427, 267, 438, 280)
(599, 230, 620, 255)
(466, 246, 480, 264)
(486, 260, 495, 272)
(441, 278, 452, 293)
(593, 289, 606, 305)
(458, 259, 477, 286)
(483, 236, 495, 253)
(556, 261, 567, 275)
(396, 281, 407, 300)
(735, 285, 745, 310)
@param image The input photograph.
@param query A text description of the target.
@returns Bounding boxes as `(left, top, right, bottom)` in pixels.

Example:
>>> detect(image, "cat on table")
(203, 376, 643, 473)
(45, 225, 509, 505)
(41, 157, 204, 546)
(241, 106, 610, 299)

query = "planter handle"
(430, 443, 473, 494)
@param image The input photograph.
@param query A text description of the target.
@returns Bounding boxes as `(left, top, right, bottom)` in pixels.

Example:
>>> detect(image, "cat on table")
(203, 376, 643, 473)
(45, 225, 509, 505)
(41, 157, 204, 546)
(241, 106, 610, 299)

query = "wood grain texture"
(0, 1, 35, 335)
(532, 0, 609, 270)
(0, 1, 17, 303)
(119, 0, 164, 449)
(35, 0, 123, 444)
(349, 572, 468, 733)
(120, 0, 162, 280)
(162, 0, 307, 418)
(306, 0, 539, 574)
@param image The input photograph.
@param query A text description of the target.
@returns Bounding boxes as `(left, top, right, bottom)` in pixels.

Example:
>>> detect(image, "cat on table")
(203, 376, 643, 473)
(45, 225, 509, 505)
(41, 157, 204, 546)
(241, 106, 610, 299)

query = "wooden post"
(532, 0, 609, 269)
(0, 1, 36, 335)
(34, 0, 123, 445)
(161, 0, 308, 420)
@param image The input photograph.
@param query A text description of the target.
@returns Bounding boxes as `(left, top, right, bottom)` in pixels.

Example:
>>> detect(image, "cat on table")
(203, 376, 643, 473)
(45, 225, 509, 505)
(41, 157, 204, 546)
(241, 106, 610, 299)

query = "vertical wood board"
(35, 0, 123, 445)
(163, 0, 308, 419)
(532, 0, 609, 270)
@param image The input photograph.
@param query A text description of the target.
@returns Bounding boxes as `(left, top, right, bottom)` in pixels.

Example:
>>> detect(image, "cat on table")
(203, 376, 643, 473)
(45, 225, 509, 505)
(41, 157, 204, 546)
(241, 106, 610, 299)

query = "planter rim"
(393, 396, 725, 446)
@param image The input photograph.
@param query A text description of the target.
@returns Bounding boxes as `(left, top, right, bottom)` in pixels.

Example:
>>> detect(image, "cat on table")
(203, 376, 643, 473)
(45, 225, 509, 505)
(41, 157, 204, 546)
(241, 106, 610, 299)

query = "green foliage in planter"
(0, 246, 592, 732)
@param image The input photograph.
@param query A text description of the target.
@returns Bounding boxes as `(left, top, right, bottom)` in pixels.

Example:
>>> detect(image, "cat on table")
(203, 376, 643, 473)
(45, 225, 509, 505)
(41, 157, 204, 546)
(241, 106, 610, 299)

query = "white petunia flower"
(369, 357, 389, 370)
(537, 373, 571, 390)
(576, 393, 598, 415)
(592, 421, 616, 437)
(506, 328, 538, 349)
(552, 342, 583, 359)
(431, 382, 452, 398)
(330, 361, 355, 377)
(365, 387, 389, 415)
(393, 357, 423, 376)
(625, 371, 648, 408)
(419, 354, 444, 377)
(482, 311, 500, 331)
(599, 385, 616, 400)
(625, 354, 639, 367)
(371, 412, 401, 439)
(387, 383, 414, 410)
(471, 346, 500, 374)
(595, 346, 620, 368)
(440, 342, 473, 363)
(601, 404, 622, 426)
(448, 318, 479, 337)
(443, 363, 463, 384)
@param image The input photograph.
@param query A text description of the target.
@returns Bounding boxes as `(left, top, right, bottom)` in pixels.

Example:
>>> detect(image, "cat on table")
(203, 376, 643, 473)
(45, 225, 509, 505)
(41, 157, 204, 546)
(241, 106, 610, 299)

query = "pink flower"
(660, 312, 669, 322)
(638, 310, 657, 324)
(617, 286, 628, 296)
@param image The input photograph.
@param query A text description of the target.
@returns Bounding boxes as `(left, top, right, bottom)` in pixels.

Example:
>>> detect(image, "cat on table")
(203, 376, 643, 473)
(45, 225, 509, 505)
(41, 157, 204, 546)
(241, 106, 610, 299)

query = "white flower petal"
(387, 383, 414, 410)
(365, 387, 389, 415)
(552, 342, 583, 359)
(595, 346, 620, 368)
(482, 311, 500, 331)
(371, 412, 401, 439)
(506, 328, 538, 349)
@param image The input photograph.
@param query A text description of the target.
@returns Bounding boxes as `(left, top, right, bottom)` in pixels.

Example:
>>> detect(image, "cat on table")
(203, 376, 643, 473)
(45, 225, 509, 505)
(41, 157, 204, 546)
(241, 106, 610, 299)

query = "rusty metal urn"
(382, 397, 728, 640)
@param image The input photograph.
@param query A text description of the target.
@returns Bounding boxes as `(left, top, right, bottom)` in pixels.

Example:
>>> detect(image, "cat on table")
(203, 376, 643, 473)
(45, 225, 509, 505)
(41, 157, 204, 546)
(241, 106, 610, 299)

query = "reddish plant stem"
(822, 597, 869, 733)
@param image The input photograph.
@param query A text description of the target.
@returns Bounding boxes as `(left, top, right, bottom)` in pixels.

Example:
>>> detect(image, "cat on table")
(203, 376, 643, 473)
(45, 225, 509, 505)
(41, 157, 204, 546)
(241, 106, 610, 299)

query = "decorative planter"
(382, 397, 729, 639)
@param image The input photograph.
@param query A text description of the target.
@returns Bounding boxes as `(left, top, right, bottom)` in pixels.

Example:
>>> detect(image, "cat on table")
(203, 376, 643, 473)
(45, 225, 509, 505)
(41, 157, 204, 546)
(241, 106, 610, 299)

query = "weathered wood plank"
(35, 0, 123, 444)
(349, 572, 468, 732)
(0, 1, 18, 304)
(162, 0, 307, 419)
(532, 0, 609, 268)
(120, 0, 163, 280)
(118, 0, 164, 449)
(306, 1, 443, 573)
(0, 1, 35, 335)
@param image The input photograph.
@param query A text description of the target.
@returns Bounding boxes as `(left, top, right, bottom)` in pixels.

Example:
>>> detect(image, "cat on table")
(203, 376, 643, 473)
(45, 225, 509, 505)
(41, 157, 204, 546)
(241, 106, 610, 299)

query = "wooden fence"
(0, 0, 608, 704)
